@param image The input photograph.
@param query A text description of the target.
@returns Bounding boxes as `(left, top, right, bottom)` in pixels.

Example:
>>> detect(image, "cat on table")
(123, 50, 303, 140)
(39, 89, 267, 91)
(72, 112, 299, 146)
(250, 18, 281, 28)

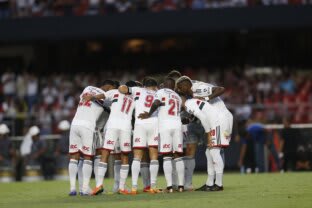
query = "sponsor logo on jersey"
(154, 136, 159, 141)
(124, 142, 130, 147)
(82, 146, 90, 151)
(107, 140, 114, 145)
(178, 144, 182, 148)
(70, 144, 77, 149)
(135, 138, 141, 143)
(163, 144, 170, 149)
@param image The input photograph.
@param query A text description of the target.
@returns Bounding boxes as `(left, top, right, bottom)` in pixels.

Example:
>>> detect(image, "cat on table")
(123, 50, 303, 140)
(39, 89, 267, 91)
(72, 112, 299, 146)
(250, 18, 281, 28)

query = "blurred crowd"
(0, 0, 312, 19)
(0, 67, 311, 137)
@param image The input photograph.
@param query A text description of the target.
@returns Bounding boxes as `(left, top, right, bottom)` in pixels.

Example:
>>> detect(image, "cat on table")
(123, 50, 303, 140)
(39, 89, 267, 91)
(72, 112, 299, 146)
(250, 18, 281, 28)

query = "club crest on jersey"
(163, 144, 170, 149)
(135, 138, 141, 143)
(107, 140, 114, 145)
(178, 144, 182, 148)
(70, 144, 77, 149)
(154, 136, 159, 141)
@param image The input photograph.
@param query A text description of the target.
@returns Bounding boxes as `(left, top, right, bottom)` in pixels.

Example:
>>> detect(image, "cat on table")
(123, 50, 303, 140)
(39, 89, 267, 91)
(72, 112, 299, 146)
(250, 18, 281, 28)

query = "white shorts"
(159, 128, 183, 154)
(209, 111, 233, 148)
(69, 125, 95, 156)
(133, 123, 159, 149)
(103, 128, 132, 153)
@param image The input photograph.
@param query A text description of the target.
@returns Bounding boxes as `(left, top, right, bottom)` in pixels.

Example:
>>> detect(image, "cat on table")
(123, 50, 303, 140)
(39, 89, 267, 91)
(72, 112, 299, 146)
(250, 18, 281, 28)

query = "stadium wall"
(0, 6, 312, 41)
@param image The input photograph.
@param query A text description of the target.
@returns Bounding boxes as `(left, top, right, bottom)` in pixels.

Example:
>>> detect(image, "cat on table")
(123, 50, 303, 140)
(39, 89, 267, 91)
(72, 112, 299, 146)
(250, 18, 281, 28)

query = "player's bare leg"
(113, 154, 122, 193)
(173, 152, 185, 192)
(141, 150, 151, 192)
(92, 149, 110, 195)
(131, 149, 143, 194)
(184, 143, 197, 191)
(149, 147, 161, 193)
(119, 153, 130, 194)
(68, 153, 79, 196)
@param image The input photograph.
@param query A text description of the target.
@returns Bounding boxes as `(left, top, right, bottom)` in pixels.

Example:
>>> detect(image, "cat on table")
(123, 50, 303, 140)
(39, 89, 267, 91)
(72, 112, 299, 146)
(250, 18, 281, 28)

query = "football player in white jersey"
(92, 80, 116, 189)
(119, 77, 161, 194)
(89, 81, 137, 195)
(68, 85, 107, 196)
(139, 77, 185, 193)
(176, 76, 233, 191)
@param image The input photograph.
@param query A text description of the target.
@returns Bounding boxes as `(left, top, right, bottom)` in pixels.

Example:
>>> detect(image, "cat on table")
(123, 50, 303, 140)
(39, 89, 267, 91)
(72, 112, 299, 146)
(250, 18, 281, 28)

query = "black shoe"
(166, 186, 173, 193)
(203, 185, 215, 192)
(195, 184, 208, 191)
(211, 184, 224, 191)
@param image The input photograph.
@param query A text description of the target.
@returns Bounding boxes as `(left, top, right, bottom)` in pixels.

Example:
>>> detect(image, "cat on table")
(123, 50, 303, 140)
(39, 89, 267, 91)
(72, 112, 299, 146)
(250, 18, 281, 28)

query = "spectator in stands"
(115, 0, 132, 13)
(55, 120, 70, 169)
(279, 117, 300, 171)
(0, 124, 15, 167)
(280, 73, 296, 94)
(1, 69, 16, 98)
(26, 73, 38, 111)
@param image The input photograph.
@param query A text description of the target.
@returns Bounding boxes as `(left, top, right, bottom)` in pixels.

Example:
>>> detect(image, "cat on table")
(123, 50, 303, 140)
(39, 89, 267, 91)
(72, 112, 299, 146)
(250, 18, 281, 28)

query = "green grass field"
(0, 173, 311, 208)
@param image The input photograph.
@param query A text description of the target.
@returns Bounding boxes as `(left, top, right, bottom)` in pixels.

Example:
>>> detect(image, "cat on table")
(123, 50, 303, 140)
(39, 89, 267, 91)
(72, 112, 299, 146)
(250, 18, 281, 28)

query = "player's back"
(191, 80, 227, 111)
(155, 88, 182, 129)
(72, 86, 105, 130)
(185, 98, 221, 131)
(105, 89, 135, 131)
(132, 87, 158, 124)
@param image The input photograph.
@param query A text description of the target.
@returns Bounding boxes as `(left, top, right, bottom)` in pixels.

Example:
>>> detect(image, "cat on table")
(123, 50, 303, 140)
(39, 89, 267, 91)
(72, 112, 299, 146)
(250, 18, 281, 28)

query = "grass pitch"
(0, 172, 311, 208)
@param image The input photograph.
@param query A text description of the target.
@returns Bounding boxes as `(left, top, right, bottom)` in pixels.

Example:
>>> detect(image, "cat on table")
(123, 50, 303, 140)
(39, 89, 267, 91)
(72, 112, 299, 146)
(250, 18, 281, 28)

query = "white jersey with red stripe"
(129, 86, 158, 125)
(104, 89, 135, 131)
(191, 80, 227, 111)
(155, 88, 182, 130)
(71, 86, 105, 131)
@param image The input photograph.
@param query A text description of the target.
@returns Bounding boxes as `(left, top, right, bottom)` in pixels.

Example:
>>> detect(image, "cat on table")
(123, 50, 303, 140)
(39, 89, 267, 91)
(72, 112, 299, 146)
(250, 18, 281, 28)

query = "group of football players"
(67, 70, 233, 196)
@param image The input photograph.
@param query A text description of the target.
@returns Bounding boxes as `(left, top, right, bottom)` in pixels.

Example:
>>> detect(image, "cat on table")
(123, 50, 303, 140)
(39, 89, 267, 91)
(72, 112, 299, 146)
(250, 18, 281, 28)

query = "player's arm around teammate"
(119, 78, 162, 194)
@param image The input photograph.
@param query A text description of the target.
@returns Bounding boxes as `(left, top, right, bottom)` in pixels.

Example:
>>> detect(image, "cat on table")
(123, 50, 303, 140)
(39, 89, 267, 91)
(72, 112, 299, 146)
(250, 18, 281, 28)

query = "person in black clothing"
(55, 120, 70, 169)
(279, 117, 299, 171)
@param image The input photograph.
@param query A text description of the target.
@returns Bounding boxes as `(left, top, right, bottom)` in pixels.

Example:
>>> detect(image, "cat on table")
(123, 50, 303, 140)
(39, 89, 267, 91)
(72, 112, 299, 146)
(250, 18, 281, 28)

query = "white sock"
(206, 148, 215, 186)
(150, 160, 159, 189)
(210, 148, 224, 187)
(78, 158, 83, 192)
(131, 158, 141, 189)
(114, 160, 121, 186)
(215, 173, 223, 187)
(96, 162, 107, 187)
(119, 164, 129, 190)
(172, 159, 178, 187)
(93, 155, 101, 185)
(184, 156, 195, 188)
(206, 174, 215, 186)
(140, 162, 150, 188)
(174, 157, 185, 186)
(163, 157, 173, 187)
(68, 159, 78, 191)
(82, 160, 93, 193)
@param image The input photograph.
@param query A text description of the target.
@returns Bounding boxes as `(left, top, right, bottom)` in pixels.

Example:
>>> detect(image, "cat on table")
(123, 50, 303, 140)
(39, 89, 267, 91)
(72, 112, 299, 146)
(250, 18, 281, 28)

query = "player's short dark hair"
(125, 80, 137, 87)
(168, 70, 182, 78)
(113, 81, 120, 88)
(135, 81, 143, 87)
(176, 76, 192, 85)
(102, 80, 115, 87)
(144, 77, 158, 87)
